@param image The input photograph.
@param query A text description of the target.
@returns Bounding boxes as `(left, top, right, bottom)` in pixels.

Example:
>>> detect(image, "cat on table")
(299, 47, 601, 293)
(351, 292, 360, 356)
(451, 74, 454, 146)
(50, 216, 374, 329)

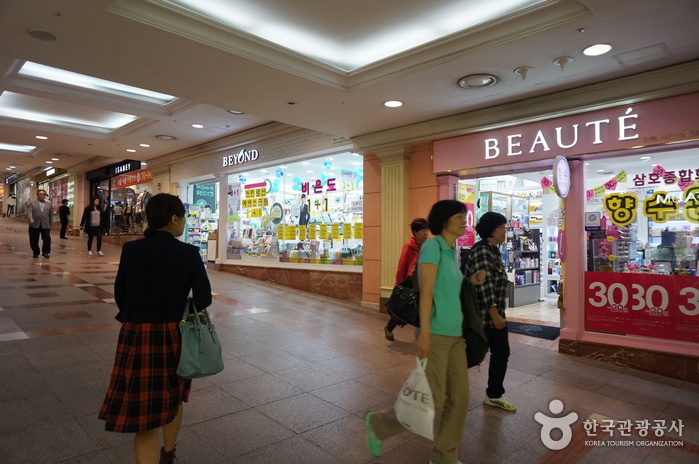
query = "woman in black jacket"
(98, 193, 212, 464)
(79, 197, 107, 256)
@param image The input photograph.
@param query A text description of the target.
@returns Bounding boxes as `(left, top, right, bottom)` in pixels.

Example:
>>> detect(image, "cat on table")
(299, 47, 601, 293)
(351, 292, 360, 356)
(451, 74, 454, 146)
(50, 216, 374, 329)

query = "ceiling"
(1, 0, 698, 184)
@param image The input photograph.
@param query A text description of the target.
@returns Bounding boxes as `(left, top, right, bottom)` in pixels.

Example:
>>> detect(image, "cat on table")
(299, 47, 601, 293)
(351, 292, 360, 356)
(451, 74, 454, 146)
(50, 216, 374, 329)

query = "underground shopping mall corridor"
(0, 216, 697, 464)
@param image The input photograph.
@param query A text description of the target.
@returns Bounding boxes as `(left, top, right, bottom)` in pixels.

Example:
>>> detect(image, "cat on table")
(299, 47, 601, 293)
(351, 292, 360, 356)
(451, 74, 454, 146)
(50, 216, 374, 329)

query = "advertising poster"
(584, 271, 699, 343)
(456, 183, 476, 247)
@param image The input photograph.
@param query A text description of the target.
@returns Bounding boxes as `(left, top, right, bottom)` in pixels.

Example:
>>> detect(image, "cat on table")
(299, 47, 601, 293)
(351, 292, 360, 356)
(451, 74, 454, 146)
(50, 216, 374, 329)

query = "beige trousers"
(372, 334, 470, 464)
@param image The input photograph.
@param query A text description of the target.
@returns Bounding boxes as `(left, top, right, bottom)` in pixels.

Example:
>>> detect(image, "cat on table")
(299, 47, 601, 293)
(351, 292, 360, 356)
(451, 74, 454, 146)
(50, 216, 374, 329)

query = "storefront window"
(108, 169, 154, 235)
(226, 153, 364, 265)
(184, 183, 219, 261)
(584, 149, 698, 344)
(584, 149, 699, 275)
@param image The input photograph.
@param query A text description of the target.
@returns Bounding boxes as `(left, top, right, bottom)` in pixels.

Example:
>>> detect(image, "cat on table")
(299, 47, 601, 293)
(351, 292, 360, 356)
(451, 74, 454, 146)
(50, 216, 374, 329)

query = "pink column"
(561, 160, 585, 340)
(436, 174, 459, 200)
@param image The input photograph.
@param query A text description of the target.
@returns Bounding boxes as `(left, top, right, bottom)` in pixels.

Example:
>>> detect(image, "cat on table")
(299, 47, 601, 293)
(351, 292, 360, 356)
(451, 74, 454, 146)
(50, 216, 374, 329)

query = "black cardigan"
(114, 230, 212, 323)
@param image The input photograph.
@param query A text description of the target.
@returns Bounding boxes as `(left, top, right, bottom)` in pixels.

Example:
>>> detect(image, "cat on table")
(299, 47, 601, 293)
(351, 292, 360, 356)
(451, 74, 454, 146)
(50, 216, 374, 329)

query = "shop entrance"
(458, 171, 562, 326)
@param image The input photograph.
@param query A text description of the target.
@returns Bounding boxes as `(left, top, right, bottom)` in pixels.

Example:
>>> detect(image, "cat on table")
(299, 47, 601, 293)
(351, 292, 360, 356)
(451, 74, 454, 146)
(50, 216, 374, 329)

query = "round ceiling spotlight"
(384, 100, 403, 108)
(457, 74, 498, 89)
(155, 135, 177, 141)
(27, 29, 57, 41)
(583, 43, 613, 56)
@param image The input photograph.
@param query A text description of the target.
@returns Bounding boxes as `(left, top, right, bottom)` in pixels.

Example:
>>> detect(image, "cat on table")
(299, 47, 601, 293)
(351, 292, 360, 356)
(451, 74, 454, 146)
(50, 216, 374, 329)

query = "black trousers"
(86, 226, 103, 252)
(60, 220, 69, 238)
(484, 323, 510, 399)
(28, 226, 51, 255)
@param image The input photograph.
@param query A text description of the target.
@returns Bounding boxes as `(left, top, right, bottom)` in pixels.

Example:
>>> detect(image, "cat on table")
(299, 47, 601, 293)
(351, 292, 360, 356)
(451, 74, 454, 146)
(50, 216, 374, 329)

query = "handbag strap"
(180, 297, 201, 329)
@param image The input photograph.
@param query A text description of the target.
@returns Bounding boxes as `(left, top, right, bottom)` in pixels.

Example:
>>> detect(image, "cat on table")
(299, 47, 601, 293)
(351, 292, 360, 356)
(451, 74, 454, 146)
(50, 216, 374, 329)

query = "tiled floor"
(0, 217, 697, 464)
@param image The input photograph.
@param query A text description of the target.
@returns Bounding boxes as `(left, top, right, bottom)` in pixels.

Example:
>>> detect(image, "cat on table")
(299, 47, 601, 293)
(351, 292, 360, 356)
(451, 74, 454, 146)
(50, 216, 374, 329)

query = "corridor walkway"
(0, 217, 697, 463)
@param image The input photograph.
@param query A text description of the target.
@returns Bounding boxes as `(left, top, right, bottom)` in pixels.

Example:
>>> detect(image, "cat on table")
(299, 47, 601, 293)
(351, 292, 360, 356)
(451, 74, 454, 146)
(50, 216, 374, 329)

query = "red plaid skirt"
(98, 322, 191, 433)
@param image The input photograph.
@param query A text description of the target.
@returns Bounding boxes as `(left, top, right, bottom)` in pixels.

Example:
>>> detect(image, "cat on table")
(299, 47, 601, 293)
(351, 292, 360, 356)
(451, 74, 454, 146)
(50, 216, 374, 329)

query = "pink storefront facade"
(431, 92, 699, 382)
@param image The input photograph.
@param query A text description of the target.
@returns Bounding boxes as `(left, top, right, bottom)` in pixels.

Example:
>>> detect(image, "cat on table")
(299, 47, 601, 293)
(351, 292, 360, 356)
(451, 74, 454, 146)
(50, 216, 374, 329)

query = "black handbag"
(386, 276, 421, 327)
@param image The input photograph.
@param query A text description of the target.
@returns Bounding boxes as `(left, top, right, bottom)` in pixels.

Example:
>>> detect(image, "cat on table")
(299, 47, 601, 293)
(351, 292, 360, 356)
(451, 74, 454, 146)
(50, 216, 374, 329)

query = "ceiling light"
(583, 44, 613, 56)
(9, 165, 16, 168)
(141, 162, 147, 166)
(140, 143, 150, 148)
(155, 135, 176, 140)
(51, 158, 59, 161)
(384, 100, 403, 108)
(191, 123, 204, 129)
(45, 161, 53, 164)
(127, 149, 136, 153)
(457, 74, 498, 89)
(27, 29, 57, 41)
(226, 109, 244, 114)
(35, 135, 48, 140)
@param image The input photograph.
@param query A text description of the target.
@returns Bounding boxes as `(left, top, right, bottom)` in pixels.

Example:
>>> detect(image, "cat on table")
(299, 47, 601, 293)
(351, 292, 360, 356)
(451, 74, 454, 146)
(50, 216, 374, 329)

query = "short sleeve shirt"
(418, 235, 463, 336)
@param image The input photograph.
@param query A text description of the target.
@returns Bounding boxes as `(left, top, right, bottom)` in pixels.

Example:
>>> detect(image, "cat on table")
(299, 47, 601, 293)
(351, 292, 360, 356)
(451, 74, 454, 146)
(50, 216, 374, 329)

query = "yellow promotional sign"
(284, 225, 297, 240)
(248, 208, 262, 218)
(309, 225, 317, 240)
(342, 223, 352, 238)
(319, 224, 328, 239)
(331, 223, 341, 240)
(353, 222, 363, 239)
(277, 225, 284, 238)
(299, 225, 307, 240)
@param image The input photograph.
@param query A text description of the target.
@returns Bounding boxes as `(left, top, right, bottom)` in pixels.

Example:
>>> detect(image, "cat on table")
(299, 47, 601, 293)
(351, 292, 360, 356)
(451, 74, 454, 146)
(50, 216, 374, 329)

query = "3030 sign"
(584, 272, 699, 343)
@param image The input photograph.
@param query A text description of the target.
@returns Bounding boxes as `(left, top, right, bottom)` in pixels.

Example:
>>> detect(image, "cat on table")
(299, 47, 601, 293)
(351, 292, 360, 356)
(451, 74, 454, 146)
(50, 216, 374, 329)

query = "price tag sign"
(584, 272, 699, 343)
(308, 225, 316, 240)
(299, 225, 307, 240)
(319, 224, 328, 239)
(353, 222, 363, 239)
(342, 223, 352, 238)
(331, 223, 341, 240)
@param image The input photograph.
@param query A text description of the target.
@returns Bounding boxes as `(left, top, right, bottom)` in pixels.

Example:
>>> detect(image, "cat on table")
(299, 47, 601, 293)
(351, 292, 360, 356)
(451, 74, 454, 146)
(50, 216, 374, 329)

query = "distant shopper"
(80, 198, 107, 256)
(365, 200, 486, 464)
(384, 217, 429, 341)
(464, 211, 517, 412)
(26, 189, 52, 258)
(59, 199, 70, 239)
(6, 193, 16, 216)
(98, 193, 212, 464)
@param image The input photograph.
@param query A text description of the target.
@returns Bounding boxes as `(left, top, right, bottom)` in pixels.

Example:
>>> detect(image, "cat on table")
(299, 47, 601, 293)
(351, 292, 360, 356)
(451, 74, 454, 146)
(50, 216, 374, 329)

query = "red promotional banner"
(584, 272, 699, 343)
(111, 169, 153, 189)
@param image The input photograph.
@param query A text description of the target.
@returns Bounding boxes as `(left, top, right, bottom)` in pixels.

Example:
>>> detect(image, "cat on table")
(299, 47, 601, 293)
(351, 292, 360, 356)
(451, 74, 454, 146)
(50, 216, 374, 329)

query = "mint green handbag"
(176, 298, 224, 379)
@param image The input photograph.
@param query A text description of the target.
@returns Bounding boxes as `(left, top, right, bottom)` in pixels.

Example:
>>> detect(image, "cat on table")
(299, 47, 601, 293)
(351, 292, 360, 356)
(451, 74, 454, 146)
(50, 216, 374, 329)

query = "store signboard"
(110, 169, 153, 189)
(222, 148, 259, 167)
(584, 212, 601, 231)
(434, 92, 699, 172)
(584, 271, 699, 343)
(193, 183, 216, 208)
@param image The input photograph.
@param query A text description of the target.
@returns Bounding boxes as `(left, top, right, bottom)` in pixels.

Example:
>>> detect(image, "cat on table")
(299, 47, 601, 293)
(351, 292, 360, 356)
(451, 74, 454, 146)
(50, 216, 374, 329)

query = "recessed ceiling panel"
(0, 92, 138, 132)
(167, 0, 547, 71)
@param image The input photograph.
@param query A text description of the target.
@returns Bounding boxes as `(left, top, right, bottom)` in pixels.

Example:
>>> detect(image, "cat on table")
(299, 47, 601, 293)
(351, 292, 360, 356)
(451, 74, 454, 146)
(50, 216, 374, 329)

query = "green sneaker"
(364, 412, 382, 457)
(483, 396, 517, 412)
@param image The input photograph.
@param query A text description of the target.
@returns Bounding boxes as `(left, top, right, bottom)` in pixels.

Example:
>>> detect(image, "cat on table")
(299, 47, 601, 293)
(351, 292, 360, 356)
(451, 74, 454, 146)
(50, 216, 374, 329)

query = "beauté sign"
(222, 148, 259, 167)
(433, 92, 699, 172)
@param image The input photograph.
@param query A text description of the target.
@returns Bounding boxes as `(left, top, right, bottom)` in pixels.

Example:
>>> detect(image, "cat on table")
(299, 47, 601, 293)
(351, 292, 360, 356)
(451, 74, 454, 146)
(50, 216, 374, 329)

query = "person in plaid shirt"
(464, 211, 517, 412)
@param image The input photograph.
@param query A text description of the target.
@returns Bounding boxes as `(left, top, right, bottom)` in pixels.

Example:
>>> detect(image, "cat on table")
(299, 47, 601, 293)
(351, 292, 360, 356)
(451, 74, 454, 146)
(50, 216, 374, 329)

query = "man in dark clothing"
(59, 199, 70, 239)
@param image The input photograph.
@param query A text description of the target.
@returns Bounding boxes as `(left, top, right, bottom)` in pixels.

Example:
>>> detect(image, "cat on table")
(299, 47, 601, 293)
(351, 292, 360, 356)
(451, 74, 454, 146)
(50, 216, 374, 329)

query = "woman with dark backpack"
(384, 217, 429, 341)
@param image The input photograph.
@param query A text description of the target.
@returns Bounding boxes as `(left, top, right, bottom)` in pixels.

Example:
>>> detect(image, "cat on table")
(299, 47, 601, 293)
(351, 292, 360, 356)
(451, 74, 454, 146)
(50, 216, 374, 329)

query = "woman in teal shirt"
(365, 200, 485, 464)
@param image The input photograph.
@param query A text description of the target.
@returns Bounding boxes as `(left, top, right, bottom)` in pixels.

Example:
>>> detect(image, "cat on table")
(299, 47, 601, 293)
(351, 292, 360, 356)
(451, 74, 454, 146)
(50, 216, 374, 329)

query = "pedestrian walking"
(59, 199, 70, 239)
(80, 198, 107, 256)
(26, 189, 52, 258)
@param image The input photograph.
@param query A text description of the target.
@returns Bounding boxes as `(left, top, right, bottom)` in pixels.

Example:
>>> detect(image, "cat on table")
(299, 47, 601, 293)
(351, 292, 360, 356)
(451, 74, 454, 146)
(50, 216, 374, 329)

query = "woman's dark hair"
(475, 211, 507, 238)
(427, 200, 466, 235)
(61, 199, 68, 205)
(410, 218, 429, 234)
(144, 193, 185, 236)
(90, 198, 102, 210)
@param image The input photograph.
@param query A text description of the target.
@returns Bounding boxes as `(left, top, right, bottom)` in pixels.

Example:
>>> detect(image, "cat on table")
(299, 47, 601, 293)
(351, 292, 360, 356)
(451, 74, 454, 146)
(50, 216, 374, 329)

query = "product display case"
(503, 228, 541, 307)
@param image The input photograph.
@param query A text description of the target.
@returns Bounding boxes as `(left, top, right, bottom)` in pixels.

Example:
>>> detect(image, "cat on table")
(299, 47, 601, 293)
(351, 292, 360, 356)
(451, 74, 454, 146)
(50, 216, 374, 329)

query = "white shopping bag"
(394, 356, 435, 440)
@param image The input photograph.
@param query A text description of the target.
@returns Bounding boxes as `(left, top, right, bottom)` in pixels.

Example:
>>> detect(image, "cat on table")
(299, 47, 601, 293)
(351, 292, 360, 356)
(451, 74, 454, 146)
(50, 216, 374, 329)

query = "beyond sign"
(484, 108, 639, 159)
(222, 148, 259, 167)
